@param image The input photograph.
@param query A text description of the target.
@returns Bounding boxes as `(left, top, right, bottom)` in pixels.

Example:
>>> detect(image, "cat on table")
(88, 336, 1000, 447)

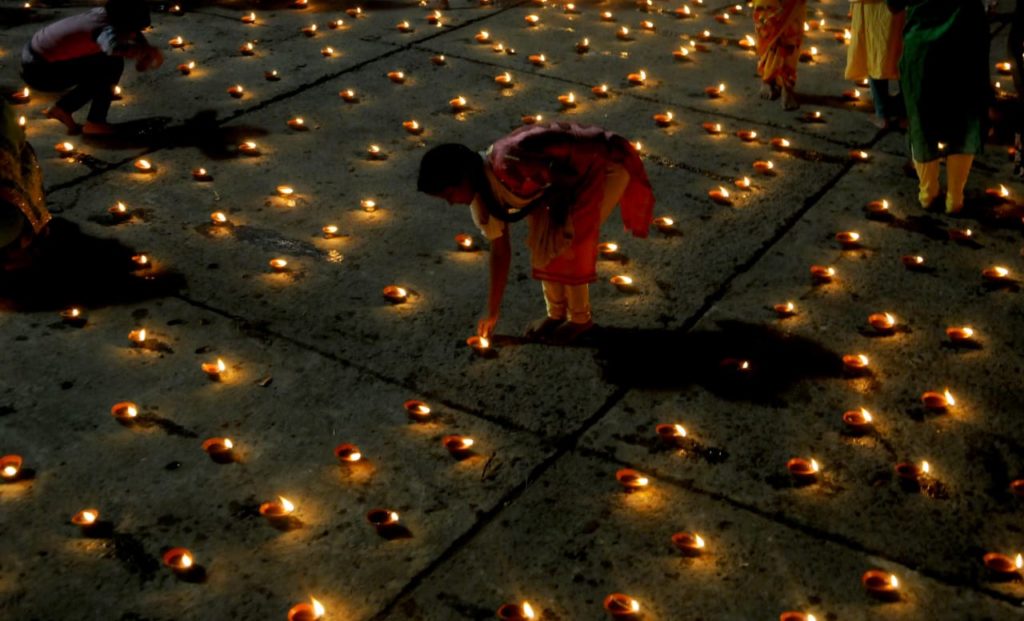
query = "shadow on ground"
(81, 111, 269, 160)
(0, 218, 184, 312)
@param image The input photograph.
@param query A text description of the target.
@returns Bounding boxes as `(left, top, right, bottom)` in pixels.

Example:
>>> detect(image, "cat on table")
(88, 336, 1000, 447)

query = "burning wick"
(361, 198, 377, 212)
(301, 24, 317, 36)
(268, 258, 289, 273)
(786, 457, 820, 482)
(921, 389, 955, 412)
(652, 216, 675, 232)
(55, 141, 76, 156)
(673, 46, 691, 60)
(192, 168, 212, 181)
(238, 141, 260, 156)
(287, 598, 325, 621)
(592, 84, 610, 97)
(241, 42, 256, 56)
(322, 225, 339, 239)
(201, 358, 227, 381)
(868, 312, 896, 333)
(627, 70, 647, 85)
(403, 399, 431, 422)
(467, 335, 490, 353)
(945, 326, 975, 343)
(861, 570, 900, 601)
(403, 120, 423, 135)
(842, 408, 874, 434)
(603, 593, 641, 618)
(615, 468, 649, 491)
(834, 231, 861, 249)
(241, 11, 256, 23)
(598, 242, 619, 257)
(128, 328, 147, 346)
(177, 61, 195, 75)
(382, 285, 408, 304)
(982, 266, 1013, 283)
(111, 401, 138, 423)
(168, 36, 185, 48)
(340, 89, 358, 103)
(771, 137, 791, 149)
(387, 71, 406, 84)
(265, 70, 280, 81)
(449, 96, 468, 112)
(671, 531, 706, 557)
(735, 176, 752, 190)
(333, 443, 363, 464)
(780, 613, 818, 621)
(227, 84, 245, 98)
(71, 509, 100, 531)
(443, 435, 475, 459)
(810, 265, 835, 284)
(655, 423, 687, 446)
(610, 275, 634, 291)
(528, 54, 546, 67)
(259, 496, 295, 522)
(397, 20, 413, 32)
(753, 160, 775, 174)
(495, 72, 514, 87)
(708, 186, 731, 205)
(702, 122, 723, 135)
(558, 92, 577, 108)
(60, 307, 87, 327)
(287, 117, 306, 130)
(901, 255, 926, 270)
(850, 149, 870, 161)
(496, 601, 536, 621)
(455, 234, 476, 251)
(162, 547, 194, 574)
(653, 112, 673, 127)
(202, 437, 234, 462)
(842, 354, 870, 372)
(1, 455, 24, 481)
(704, 83, 726, 98)
(773, 301, 796, 318)
(211, 211, 229, 226)
(366, 508, 400, 530)
(895, 460, 931, 490)
(10, 87, 31, 103)
(576, 38, 589, 53)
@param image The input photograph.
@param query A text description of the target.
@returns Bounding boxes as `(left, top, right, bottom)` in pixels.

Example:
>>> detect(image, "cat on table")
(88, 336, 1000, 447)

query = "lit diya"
(301, 24, 317, 36)
(367, 144, 385, 160)
(786, 457, 820, 482)
(779, 613, 817, 621)
(603, 593, 641, 618)
(202, 437, 234, 462)
(773, 301, 796, 318)
(177, 61, 195, 75)
(128, 328, 147, 346)
(383, 285, 408, 303)
(133, 158, 154, 173)
(842, 88, 862, 101)
(108, 200, 130, 218)
(842, 408, 873, 434)
(333, 443, 363, 464)
(982, 266, 1013, 284)
(241, 11, 256, 23)
(702, 122, 722, 135)
(802, 110, 824, 123)
(366, 508, 400, 530)
(673, 5, 693, 18)
(671, 531, 705, 556)
(287, 117, 306, 130)
(945, 326, 975, 344)
(894, 460, 929, 486)
(525, 13, 540, 26)
(449, 96, 469, 112)
(361, 198, 377, 212)
(71, 508, 100, 531)
(495, 72, 514, 87)
(455, 233, 476, 251)
(735, 176, 752, 190)
(162, 547, 194, 575)
(771, 137, 791, 149)
(850, 149, 870, 161)
(736, 129, 758, 142)
(259, 496, 295, 523)
(431, 54, 446, 65)
(576, 38, 590, 53)
(842, 354, 870, 373)
(111, 401, 139, 423)
(739, 34, 755, 49)
(443, 435, 474, 459)
(558, 92, 577, 108)
(673, 46, 691, 60)
(861, 570, 900, 601)
(834, 231, 861, 248)
(467, 335, 491, 354)
(268, 258, 288, 272)
(287, 598, 325, 621)
(708, 186, 731, 205)
(475, 30, 490, 43)
(626, 70, 647, 85)
(404, 399, 432, 422)
(592, 84, 610, 97)
(652, 216, 675, 233)
(10, 87, 30, 104)
(640, 20, 655, 31)
(528, 54, 546, 67)
(809, 265, 835, 284)
(240, 42, 256, 56)
(1, 454, 23, 481)
(615, 468, 649, 491)
(55, 142, 75, 156)
(610, 274, 634, 291)
(403, 120, 423, 135)
(396, 20, 413, 32)
(985, 184, 1011, 201)
(238, 141, 260, 156)
(599, 242, 619, 258)
(496, 601, 536, 621)
(655, 423, 687, 445)
(652, 112, 673, 127)
(265, 70, 280, 81)
(522, 114, 543, 125)
(921, 389, 954, 412)
(387, 71, 406, 84)
(983, 552, 1022, 577)
(705, 83, 726, 98)
(340, 89, 359, 103)
(868, 312, 896, 333)
(60, 307, 87, 327)
(201, 358, 226, 381)
(168, 35, 185, 48)
(320, 46, 334, 57)
(322, 225, 339, 239)
(901, 255, 926, 270)
(617, 26, 631, 40)
(227, 84, 245, 98)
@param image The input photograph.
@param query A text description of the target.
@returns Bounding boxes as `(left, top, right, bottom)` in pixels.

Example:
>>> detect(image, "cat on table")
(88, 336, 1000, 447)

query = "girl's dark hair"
(106, 0, 151, 31)
(417, 143, 483, 195)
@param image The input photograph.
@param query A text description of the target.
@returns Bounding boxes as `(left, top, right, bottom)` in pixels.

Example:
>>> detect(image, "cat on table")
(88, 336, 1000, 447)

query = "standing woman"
(845, 0, 906, 128)
(417, 122, 655, 343)
(0, 101, 49, 271)
(753, 0, 807, 110)
(889, 0, 989, 213)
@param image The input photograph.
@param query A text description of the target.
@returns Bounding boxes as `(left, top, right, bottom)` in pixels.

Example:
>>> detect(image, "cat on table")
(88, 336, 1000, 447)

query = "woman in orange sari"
(753, 0, 807, 110)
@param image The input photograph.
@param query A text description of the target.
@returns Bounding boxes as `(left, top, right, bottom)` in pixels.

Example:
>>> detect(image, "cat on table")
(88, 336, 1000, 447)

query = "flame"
(565, 92, 575, 103)
(581, 37, 588, 45)
(944, 389, 955, 406)
(2, 465, 17, 477)
(180, 553, 193, 568)
(810, 459, 820, 472)
(223, 439, 234, 449)
(638, 70, 647, 80)
(677, 46, 690, 56)
(18, 115, 25, 127)
(717, 186, 730, 198)
(736, 177, 751, 188)
(635, 476, 649, 486)
(361, 199, 377, 211)
(80, 510, 97, 524)
(783, 302, 794, 313)
(59, 142, 74, 152)
(882, 312, 893, 324)
(348, 451, 362, 462)
(393, 287, 408, 297)
(718, 83, 726, 93)
(959, 327, 974, 338)
(452, 96, 467, 107)
(921, 461, 930, 474)
(992, 266, 1009, 277)
(125, 405, 138, 418)
(663, 112, 672, 121)
(69, 308, 80, 318)
(777, 138, 790, 147)
(322, 47, 334, 55)
(478, 30, 489, 39)
(860, 408, 873, 423)
(602, 242, 618, 253)
(461, 438, 475, 449)
(856, 354, 869, 366)
(889, 574, 899, 588)
(999, 184, 1010, 197)
(131, 329, 147, 342)
(1016, 554, 1023, 569)
(270, 259, 288, 269)
(114, 201, 127, 213)
(614, 275, 634, 285)
(808, 615, 817, 621)
(619, 26, 629, 36)
(810, 46, 818, 55)
(323, 225, 339, 235)
(522, 602, 535, 619)
(739, 361, 750, 370)
(21, 87, 30, 98)
(478, 336, 490, 348)
(658, 217, 674, 226)
(279, 497, 295, 513)
(215, 359, 226, 373)
(311, 598, 325, 618)
(629, 598, 640, 612)
(693, 534, 706, 548)
(674, 424, 687, 437)
(241, 141, 257, 151)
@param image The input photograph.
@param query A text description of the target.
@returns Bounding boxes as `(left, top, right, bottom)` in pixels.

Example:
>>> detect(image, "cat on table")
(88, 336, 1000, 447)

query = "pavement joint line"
(170, 292, 551, 440)
(41, 0, 533, 197)
(572, 445, 1024, 608)
(363, 385, 632, 621)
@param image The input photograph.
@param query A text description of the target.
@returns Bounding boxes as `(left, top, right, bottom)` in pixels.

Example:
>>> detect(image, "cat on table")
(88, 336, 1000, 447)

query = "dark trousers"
(20, 53, 124, 123)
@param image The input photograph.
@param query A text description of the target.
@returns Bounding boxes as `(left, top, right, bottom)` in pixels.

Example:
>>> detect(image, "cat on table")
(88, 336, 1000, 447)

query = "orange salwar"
(753, 0, 806, 90)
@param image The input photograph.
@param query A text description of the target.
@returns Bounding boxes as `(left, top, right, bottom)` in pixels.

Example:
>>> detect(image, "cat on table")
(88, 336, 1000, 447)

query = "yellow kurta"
(845, 0, 904, 81)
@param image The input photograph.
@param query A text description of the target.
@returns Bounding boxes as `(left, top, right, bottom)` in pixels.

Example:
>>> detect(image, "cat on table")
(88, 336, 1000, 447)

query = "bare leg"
(781, 85, 799, 110)
(43, 106, 80, 135)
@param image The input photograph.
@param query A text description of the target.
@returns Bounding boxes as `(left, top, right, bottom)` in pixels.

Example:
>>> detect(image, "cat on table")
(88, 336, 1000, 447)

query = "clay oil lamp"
(127, 328, 147, 347)
(340, 89, 359, 103)
(708, 186, 731, 205)
(1011, 479, 1024, 497)
(522, 114, 543, 125)
(238, 141, 260, 156)
(652, 112, 673, 127)
(868, 312, 896, 333)
(265, 70, 280, 81)
(702, 122, 723, 135)
(320, 46, 334, 57)
(259, 496, 295, 524)
(753, 160, 775, 174)
(228, 84, 245, 98)
(842, 354, 870, 374)
(107, 199, 129, 218)
(834, 231, 861, 249)
(627, 70, 647, 85)
(366, 508, 400, 532)
(426, 10, 443, 25)
(268, 258, 288, 273)
(360, 198, 378, 212)
(799, 46, 817, 62)
(705, 83, 725, 98)
(652, 216, 675, 233)
(17, 116, 25, 127)
(901, 255, 925, 270)
(1, 455, 23, 482)
(673, 46, 691, 60)
(71, 509, 100, 533)
(387, 71, 406, 84)
(466, 335, 491, 354)
(528, 54, 546, 67)
(367, 144, 385, 160)
(615, 468, 649, 492)
(599, 242, 619, 258)
(133, 158, 154, 174)
(287, 117, 306, 130)
(842, 408, 873, 434)
(443, 435, 474, 459)
(735, 176, 752, 190)
(496, 601, 536, 620)
(810, 265, 835, 284)
(655, 423, 687, 446)
(576, 38, 590, 54)
(632, 141, 643, 153)
(921, 389, 954, 412)
(346, 6, 363, 17)
(603, 593, 641, 618)
(60, 307, 87, 327)
(111, 401, 138, 423)
(177, 61, 195, 75)
(786, 457, 820, 483)
(475, 30, 490, 43)
(275, 185, 295, 199)
(773, 301, 796, 318)
(564, 2, 579, 13)
(945, 326, 975, 344)
(837, 28, 852, 43)
(404, 400, 432, 422)
(984, 552, 1022, 578)
(601, 10, 615, 21)
(449, 96, 469, 112)
(240, 42, 256, 56)
(495, 72, 514, 88)
(558, 92, 577, 109)
(736, 129, 758, 142)
(610, 274, 635, 291)
(130, 253, 150, 270)
(455, 234, 476, 251)
(985, 184, 1011, 202)
(842, 88, 862, 102)
(771, 137, 791, 150)
(382, 285, 408, 304)
(780, 613, 817, 621)
(188, 167, 212, 183)
(431, 54, 446, 65)
(201, 358, 226, 381)
(850, 149, 870, 162)
(162, 547, 194, 575)
(55, 141, 76, 157)
(671, 531, 706, 557)
(698, 29, 713, 42)
(168, 36, 185, 48)
(674, 5, 693, 18)
(301, 24, 317, 37)
(287, 598, 325, 621)
(524, 13, 540, 26)
(739, 34, 756, 50)
(10, 87, 30, 104)
(617, 26, 632, 40)
(592, 84, 610, 97)
(403, 120, 423, 135)
(397, 20, 413, 32)
(294, 0, 309, 7)
(861, 570, 900, 601)
(202, 437, 234, 462)
(982, 266, 1013, 284)
(802, 110, 824, 123)
(241, 11, 256, 23)
(333, 443, 363, 464)
(640, 20, 655, 31)
(894, 460, 929, 488)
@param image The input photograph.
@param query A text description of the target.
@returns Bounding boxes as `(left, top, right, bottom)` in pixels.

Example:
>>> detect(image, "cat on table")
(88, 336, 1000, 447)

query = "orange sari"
(753, 0, 806, 89)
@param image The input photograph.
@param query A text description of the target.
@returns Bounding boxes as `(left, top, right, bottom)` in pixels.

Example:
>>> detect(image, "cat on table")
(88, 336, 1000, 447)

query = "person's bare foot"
(781, 87, 799, 110)
(868, 115, 888, 129)
(44, 107, 80, 135)
(525, 316, 564, 338)
(550, 320, 594, 344)
(759, 81, 778, 100)
(82, 121, 117, 136)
